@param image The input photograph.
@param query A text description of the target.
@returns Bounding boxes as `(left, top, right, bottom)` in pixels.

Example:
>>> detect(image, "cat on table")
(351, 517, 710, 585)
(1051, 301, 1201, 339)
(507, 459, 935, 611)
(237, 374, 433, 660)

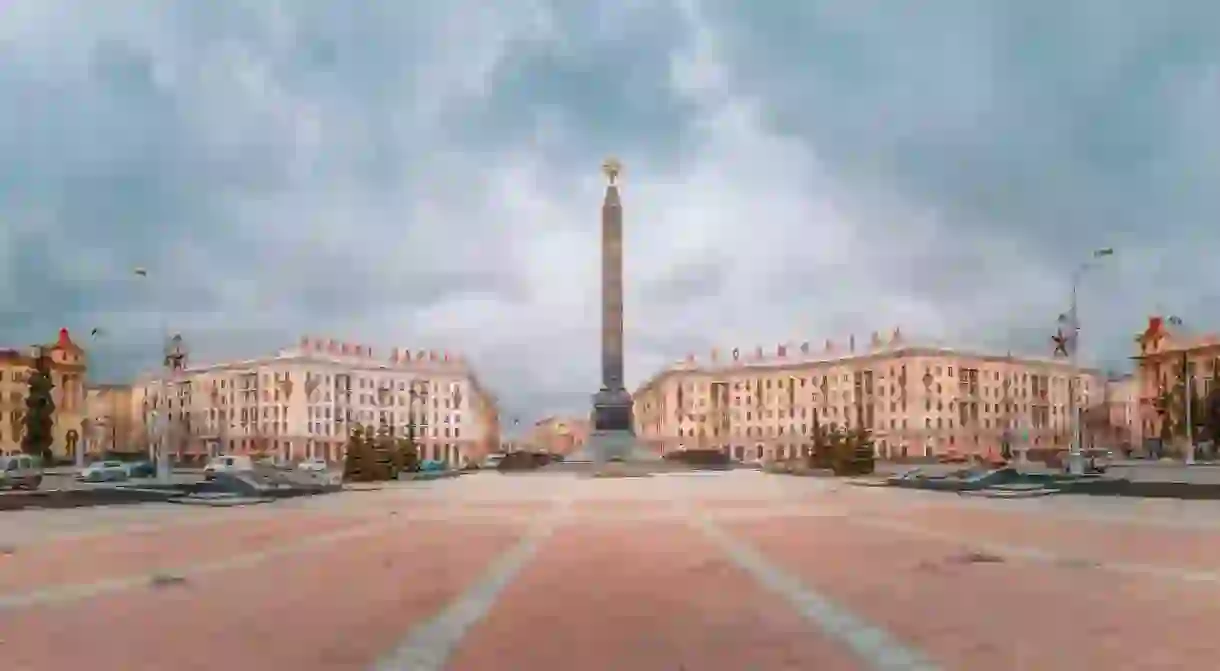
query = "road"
(42, 474, 201, 490)
(877, 459, 1220, 484)
(2, 471, 1219, 670)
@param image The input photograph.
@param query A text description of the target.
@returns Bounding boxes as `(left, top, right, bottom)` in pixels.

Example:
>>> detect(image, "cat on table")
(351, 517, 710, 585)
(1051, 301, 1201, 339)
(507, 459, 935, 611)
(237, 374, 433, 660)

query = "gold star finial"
(602, 157, 622, 185)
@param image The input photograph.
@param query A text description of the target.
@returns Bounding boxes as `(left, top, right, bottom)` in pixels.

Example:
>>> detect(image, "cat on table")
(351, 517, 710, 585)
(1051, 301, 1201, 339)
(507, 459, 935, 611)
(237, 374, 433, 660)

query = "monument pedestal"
(549, 389, 666, 474)
(591, 388, 634, 432)
(568, 430, 659, 463)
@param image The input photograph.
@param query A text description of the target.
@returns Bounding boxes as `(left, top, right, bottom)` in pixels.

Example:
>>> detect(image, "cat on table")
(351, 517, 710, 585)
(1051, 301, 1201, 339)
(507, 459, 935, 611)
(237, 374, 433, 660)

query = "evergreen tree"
(806, 410, 823, 467)
(368, 423, 395, 480)
(391, 436, 420, 475)
(21, 348, 55, 461)
(1206, 377, 1220, 447)
(342, 425, 373, 482)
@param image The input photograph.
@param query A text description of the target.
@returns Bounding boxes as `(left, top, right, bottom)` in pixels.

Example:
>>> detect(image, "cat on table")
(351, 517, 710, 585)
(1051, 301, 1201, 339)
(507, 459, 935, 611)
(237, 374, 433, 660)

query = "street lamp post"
(135, 267, 178, 481)
(1184, 350, 1195, 465)
(1065, 247, 1114, 475)
(407, 380, 430, 460)
(1166, 316, 1196, 465)
(76, 418, 89, 469)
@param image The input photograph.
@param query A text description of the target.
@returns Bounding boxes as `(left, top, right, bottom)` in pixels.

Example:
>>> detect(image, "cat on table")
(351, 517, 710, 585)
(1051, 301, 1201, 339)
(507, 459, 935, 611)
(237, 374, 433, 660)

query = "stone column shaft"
(602, 186, 625, 390)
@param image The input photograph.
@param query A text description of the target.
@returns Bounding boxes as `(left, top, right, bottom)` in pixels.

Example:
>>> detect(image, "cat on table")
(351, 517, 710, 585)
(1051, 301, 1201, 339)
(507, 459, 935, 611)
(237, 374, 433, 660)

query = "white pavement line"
(0, 507, 375, 546)
(854, 517, 1220, 586)
(691, 514, 941, 671)
(370, 501, 571, 671)
(0, 517, 244, 548)
(925, 497, 1220, 533)
(0, 519, 393, 611)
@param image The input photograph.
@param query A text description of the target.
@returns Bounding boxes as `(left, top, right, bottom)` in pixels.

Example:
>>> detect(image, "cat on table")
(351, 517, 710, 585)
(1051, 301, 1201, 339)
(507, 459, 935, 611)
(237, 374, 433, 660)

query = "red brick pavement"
(876, 504, 1220, 571)
(0, 511, 360, 593)
(0, 519, 525, 671)
(6, 483, 1220, 670)
(567, 500, 674, 515)
(449, 521, 864, 671)
(729, 515, 1220, 670)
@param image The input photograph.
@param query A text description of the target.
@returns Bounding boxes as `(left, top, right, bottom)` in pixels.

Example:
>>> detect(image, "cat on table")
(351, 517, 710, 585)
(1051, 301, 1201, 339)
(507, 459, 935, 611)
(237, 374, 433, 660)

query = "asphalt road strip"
(369, 499, 572, 671)
(689, 512, 942, 671)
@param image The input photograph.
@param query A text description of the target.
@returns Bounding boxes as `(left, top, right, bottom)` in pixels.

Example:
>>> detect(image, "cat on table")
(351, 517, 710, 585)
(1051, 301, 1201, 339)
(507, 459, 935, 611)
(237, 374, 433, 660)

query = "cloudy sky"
(3, 1, 1219, 423)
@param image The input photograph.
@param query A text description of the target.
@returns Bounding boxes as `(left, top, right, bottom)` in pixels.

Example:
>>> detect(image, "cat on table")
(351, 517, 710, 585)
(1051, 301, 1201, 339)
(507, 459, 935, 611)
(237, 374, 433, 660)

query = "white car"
(77, 460, 130, 483)
(297, 458, 329, 473)
(0, 454, 43, 490)
(203, 455, 255, 480)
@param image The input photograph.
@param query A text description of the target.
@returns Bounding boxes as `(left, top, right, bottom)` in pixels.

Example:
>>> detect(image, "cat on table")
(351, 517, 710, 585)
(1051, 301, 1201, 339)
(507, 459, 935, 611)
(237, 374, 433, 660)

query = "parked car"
(481, 453, 506, 469)
(0, 454, 43, 490)
(125, 460, 156, 478)
(1083, 448, 1114, 474)
(419, 459, 447, 472)
(77, 460, 130, 483)
(203, 455, 255, 480)
(297, 458, 329, 473)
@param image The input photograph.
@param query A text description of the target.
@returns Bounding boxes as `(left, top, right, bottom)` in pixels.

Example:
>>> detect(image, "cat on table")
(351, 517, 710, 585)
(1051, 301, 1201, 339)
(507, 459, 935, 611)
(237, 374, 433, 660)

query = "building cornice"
(140, 353, 472, 379)
(634, 344, 1103, 397)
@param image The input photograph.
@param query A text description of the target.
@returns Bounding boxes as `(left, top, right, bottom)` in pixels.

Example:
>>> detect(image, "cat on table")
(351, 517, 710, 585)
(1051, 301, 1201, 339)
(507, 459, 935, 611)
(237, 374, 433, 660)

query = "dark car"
(125, 460, 156, 478)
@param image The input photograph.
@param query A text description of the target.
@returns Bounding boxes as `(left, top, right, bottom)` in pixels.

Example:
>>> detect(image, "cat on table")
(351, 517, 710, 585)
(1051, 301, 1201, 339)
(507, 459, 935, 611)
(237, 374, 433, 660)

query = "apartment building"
(1133, 315, 1220, 446)
(0, 329, 89, 459)
(633, 328, 1104, 462)
(135, 336, 500, 465)
(524, 417, 590, 456)
(84, 384, 141, 456)
(1095, 375, 1141, 451)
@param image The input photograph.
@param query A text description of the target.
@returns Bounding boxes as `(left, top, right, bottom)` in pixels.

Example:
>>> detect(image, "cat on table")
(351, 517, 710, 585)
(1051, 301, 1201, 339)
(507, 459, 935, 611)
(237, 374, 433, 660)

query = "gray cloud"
(2, 0, 1218, 421)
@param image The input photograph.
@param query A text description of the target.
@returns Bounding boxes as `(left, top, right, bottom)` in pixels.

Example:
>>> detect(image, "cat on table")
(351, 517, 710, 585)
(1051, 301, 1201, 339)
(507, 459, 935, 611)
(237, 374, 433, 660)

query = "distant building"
(0, 329, 88, 459)
(1092, 375, 1140, 451)
(633, 329, 1104, 462)
(134, 336, 500, 465)
(524, 417, 591, 456)
(84, 384, 140, 456)
(1132, 315, 1220, 447)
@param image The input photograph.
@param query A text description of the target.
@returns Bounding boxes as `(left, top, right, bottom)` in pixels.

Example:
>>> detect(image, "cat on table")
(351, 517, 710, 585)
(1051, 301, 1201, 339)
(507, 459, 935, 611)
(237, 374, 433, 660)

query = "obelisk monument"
(563, 157, 658, 466)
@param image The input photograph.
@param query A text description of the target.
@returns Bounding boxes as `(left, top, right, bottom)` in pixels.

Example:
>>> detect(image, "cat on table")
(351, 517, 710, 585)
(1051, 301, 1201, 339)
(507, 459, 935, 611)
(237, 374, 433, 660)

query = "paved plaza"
(3, 471, 1220, 670)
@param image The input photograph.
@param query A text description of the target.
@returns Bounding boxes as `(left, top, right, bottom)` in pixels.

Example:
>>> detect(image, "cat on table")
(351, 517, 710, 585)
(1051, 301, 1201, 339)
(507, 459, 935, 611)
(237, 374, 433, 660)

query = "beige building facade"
(1132, 315, 1220, 449)
(84, 384, 141, 456)
(134, 336, 500, 466)
(0, 329, 89, 460)
(633, 329, 1104, 462)
(524, 417, 590, 456)
(1095, 375, 1141, 451)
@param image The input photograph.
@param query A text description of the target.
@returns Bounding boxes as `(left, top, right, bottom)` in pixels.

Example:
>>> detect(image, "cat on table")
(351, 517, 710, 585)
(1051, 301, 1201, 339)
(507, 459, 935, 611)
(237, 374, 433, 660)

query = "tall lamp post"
(406, 380, 430, 460)
(1164, 316, 1196, 465)
(134, 266, 179, 480)
(1064, 247, 1114, 475)
(157, 334, 188, 481)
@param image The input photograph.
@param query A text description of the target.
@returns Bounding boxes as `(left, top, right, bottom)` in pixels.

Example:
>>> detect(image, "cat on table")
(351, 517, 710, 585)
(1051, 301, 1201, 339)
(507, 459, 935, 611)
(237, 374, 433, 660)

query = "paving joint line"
(679, 504, 942, 671)
(0, 509, 315, 546)
(370, 496, 574, 671)
(852, 516, 1220, 586)
(0, 517, 411, 611)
